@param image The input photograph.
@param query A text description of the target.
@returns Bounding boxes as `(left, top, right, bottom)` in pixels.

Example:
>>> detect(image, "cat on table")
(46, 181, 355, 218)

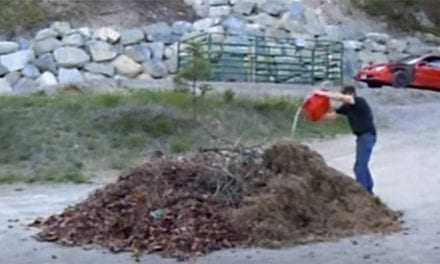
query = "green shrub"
(144, 116, 174, 136)
(94, 94, 123, 107)
(253, 98, 292, 113)
(170, 137, 192, 153)
(223, 89, 235, 103)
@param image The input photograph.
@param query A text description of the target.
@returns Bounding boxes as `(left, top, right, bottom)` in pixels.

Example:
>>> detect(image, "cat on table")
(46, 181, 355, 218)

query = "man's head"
(341, 85, 356, 96)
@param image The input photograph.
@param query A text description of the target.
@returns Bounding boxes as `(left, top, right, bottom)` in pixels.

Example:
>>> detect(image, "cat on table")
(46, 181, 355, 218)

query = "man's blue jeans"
(354, 133, 376, 194)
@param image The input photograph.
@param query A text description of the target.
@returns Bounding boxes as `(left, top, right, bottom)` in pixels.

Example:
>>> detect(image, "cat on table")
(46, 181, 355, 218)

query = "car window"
(398, 55, 420, 64)
(423, 57, 440, 69)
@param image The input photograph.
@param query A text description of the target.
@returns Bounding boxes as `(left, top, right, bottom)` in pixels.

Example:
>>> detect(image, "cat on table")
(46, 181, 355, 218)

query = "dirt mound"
(31, 139, 400, 260)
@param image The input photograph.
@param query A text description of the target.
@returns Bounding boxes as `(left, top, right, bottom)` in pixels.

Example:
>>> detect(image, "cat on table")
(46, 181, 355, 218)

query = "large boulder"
(84, 63, 115, 77)
(387, 39, 407, 53)
(112, 55, 143, 77)
(207, 25, 225, 35)
(359, 50, 388, 65)
(193, 18, 219, 32)
(279, 2, 316, 34)
(120, 28, 145, 45)
(265, 27, 288, 39)
(164, 57, 178, 74)
(181, 31, 200, 42)
(58, 68, 85, 84)
(0, 50, 35, 72)
(303, 7, 327, 36)
(414, 10, 434, 28)
(366, 32, 390, 45)
(222, 15, 246, 34)
(172, 21, 194, 35)
(0, 41, 19, 54)
(35, 53, 58, 74)
(0, 65, 7, 77)
(343, 40, 363, 51)
(144, 22, 176, 44)
(137, 73, 153, 81)
(186, 0, 209, 17)
(249, 13, 277, 29)
(124, 44, 152, 63)
(209, 6, 231, 17)
(405, 37, 428, 55)
(35, 28, 59, 41)
(54, 47, 90, 68)
(93, 27, 121, 43)
(5, 72, 21, 86)
(387, 50, 403, 63)
(22, 64, 41, 79)
(417, 32, 440, 45)
(36, 71, 58, 87)
(232, 0, 256, 15)
(0, 78, 12, 93)
(209, 0, 229, 5)
(33, 37, 63, 55)
(84, 72, 106, 81)
(258, 0, 289, 16)
(245, 23, 264, 36)
(50, 21, 72, 35)
(288, 1, 306, 23)
(147, 42, 165, 60)
(13, 78, 38, 94)
(62, 33, 85, 47)
(87, 41, 118, 62)
(16, 38, 31, 50)
(363, 39, 386, 53)
(143, 60, 168, 78)
(279, 12, 306, 33)
(324, 24, 365, 41)
(76, 27, 92, 39)
(164, 44, 177, 60)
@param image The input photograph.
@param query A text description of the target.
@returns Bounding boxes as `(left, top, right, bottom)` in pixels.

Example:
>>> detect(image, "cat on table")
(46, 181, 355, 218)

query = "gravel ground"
(1, 83, 440, 264)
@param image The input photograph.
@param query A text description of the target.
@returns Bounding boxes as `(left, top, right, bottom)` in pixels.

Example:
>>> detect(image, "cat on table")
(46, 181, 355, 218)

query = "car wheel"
(392, 71, 410, 88)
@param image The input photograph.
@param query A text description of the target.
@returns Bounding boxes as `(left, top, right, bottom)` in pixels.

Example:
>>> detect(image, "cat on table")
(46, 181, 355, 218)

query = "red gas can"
(302, 92, 330, 121)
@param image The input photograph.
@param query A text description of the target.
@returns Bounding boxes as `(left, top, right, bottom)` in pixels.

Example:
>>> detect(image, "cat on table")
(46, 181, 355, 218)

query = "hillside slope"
(0, 0, 196, 36)
(1, 0, 439, 38)
(351, 0, 439, 35)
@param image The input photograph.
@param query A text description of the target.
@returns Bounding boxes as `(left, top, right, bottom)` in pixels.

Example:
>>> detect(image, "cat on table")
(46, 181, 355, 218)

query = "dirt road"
(1, 86, 440, 263)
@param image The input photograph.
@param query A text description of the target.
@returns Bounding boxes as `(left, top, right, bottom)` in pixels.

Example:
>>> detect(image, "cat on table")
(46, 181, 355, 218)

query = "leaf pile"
(32, 139, 401, 260)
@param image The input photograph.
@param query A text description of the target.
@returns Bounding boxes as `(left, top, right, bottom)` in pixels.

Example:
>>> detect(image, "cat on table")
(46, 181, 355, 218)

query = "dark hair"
(341, 85, 356, 95)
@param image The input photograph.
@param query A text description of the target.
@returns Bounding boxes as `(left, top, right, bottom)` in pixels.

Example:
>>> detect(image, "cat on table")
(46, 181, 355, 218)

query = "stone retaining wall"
(0, 0, 439, 94)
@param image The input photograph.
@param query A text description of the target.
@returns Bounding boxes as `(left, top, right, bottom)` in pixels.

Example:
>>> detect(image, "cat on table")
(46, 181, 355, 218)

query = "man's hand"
(314, 90, 355, 105)
(322, 112, 339, 120)
(314, 90, 329, 97)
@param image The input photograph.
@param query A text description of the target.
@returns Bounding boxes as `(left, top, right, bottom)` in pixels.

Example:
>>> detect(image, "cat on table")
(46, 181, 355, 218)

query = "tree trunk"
(192, 79, 197, 121)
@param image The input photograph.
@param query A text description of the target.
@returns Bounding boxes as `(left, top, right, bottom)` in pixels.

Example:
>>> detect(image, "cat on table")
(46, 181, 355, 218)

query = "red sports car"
(355, 54, 440, 90)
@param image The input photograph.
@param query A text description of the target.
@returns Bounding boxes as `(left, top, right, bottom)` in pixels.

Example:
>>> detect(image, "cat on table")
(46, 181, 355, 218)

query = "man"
(316, 86, 377, 194)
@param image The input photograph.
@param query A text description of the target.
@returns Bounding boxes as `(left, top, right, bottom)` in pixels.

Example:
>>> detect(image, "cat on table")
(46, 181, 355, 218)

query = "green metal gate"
(177, 33, 344, 85)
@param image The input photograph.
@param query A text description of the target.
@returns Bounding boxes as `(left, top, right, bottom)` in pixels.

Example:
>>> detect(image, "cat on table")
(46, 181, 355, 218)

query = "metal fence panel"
(177, 33, 344, 85)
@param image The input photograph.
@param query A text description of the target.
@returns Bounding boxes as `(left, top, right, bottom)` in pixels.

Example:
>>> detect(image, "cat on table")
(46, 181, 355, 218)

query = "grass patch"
(0, 0, 45, 32)
(0, 90, 349, 184)
(170, 137, 192, 153)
